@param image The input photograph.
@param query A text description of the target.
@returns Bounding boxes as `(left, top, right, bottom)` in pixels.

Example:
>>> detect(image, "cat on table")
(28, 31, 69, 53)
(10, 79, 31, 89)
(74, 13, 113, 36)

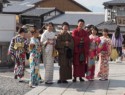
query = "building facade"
(97, 0, 125, 35)
(36, 0, 91, 12)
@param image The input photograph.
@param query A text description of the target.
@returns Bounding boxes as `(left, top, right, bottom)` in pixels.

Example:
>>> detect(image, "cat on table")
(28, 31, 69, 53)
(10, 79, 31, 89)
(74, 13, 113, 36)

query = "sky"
(75, 0, 111, 12)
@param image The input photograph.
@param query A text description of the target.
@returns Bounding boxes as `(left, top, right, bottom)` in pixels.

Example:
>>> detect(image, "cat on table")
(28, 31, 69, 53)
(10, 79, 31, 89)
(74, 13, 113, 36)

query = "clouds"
(75, 0, 110, 12)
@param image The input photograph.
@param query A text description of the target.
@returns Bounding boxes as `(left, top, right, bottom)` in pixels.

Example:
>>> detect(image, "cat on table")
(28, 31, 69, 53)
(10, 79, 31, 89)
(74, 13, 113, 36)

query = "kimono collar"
(77, 27, 83, 32)
(102, 36, 109, 39)
(17, 34, 24, 38)
(90, 34, 97, 38)
(61, 30, 68, 34)
(45, 30, 53, 33)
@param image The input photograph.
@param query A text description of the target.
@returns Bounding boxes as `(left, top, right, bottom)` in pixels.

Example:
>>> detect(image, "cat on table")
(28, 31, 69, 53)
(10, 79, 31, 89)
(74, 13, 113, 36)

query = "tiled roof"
(103, 0, 125, 6)
(44, 12, 104, 26)
(21, 8, 56, 16)
(21, 0, 42, 5)
(3, 4, 34, 14)
(3, 0, 10, 3)
(97, 21, 125, 32)
(3, 0, 42, 14)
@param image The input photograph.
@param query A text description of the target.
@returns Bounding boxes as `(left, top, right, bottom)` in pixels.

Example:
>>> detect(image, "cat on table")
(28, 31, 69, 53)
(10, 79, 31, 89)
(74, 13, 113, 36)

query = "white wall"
(105, 8, 111, 22)
(0, 14, 16, 42)
(0, 31, 15, 42)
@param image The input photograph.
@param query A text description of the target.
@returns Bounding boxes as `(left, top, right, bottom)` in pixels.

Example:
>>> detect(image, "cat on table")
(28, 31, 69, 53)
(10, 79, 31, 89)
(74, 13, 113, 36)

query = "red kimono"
(72, 28, 90, 77)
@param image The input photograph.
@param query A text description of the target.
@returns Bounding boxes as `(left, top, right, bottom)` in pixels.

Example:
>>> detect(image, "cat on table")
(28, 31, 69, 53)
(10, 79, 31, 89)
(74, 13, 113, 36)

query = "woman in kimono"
(86, 26, 100, 81)
(97, 28, 111, 81)
(41, 22, 55, 84)
(111, 26, 124, 62)
(55, 22, 74, 83)
(29, 28, 41, 87)
(8, 28, 28, 81)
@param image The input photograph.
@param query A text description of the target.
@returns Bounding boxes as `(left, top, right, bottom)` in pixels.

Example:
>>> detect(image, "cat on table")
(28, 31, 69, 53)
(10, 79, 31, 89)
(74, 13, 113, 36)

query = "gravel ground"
(0, 69, 32, 95)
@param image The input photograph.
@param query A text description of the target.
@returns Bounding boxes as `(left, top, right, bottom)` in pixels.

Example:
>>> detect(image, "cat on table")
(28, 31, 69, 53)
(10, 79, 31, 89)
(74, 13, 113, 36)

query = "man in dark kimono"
(72, 19, 90, 82)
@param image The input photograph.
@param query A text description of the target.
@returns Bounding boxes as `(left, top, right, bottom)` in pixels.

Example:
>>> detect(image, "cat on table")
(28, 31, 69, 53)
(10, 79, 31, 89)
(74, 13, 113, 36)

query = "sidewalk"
(25, 62, 125, 95)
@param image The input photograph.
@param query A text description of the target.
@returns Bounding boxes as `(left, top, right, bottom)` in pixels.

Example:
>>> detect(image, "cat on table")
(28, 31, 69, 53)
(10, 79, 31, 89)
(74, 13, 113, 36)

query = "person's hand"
(29, 44, 35, 50)
(108, 52, 111, 56)
(11, 56, 15, 61)
(47, 39, 54, 45)
(49, 40, 54, 44)
(37, 47, 41, 53)
(65, 41, 69, 46)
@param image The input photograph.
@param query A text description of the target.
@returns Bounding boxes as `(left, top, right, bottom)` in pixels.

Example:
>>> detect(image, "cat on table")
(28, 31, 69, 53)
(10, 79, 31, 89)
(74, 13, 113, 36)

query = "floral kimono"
(29, 37, 41, 86)
(8, 35, 28, 78)
(97, 36, 111, 80)
(41, 30, 55, 83)
(86, 34, 100, 80)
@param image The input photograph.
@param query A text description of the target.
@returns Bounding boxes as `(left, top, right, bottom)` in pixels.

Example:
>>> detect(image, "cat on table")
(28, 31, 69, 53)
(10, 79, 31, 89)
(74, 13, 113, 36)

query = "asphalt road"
(0, 69, 32, 95)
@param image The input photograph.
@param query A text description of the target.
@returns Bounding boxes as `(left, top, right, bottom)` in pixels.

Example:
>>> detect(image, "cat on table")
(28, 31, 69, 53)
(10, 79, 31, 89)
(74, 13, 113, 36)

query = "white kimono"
(41, 30, 55, 82)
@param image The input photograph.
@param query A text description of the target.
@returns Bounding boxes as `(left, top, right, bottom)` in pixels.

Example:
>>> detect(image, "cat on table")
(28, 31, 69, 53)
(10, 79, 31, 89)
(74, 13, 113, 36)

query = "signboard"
(116, 16, 125, 26)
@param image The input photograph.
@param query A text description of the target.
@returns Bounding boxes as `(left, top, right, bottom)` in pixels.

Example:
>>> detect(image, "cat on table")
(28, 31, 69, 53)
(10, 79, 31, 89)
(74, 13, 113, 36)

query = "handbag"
(52, 48, 58, 57)
(110, 48, 118, 61)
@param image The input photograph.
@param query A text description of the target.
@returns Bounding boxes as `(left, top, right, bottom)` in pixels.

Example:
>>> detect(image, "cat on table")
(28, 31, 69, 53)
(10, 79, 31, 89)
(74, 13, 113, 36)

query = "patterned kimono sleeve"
(95, 37, 101, 54)
(40, 32, 47, 46)
(29, 38, 36, 52)
(8, 37, 15, 57)
(108, 38, 112, 55)
(24, 39, 30, 52)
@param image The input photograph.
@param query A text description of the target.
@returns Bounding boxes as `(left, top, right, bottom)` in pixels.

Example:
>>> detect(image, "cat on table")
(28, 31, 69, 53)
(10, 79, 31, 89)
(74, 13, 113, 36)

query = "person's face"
(27, 31, 33, 38)
(103, 31, 108, 36)
(34, 30, 39, 37)
(78, 22, 84, 29)
(92, 29, 97, 35)
(21, 32, 25, 37)
(47, 24, 53, 31)
(123, 47, 125, 49)
(62, 25, 69, 31)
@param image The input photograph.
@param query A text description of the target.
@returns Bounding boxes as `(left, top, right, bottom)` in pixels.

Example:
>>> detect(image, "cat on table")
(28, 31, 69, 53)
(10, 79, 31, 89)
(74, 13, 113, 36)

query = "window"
(116, 16, 125, 26)
(117, 7, 125, 16)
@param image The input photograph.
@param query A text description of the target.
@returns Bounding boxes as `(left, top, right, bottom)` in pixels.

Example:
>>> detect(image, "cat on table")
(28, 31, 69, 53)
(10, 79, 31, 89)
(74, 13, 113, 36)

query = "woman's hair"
(103, 28, 109, 33)
(47, 22, 54, 27)
(30, 27, 37, 35)
(78, 19, 85, 23)
(85, 24, 94, 29)
(39, 24, 47, 34)
(122, 44, 125, 48)
(18, 28, 26, 34)
(115, 26, 120, 39)
(92, 26, 98, 34)
(62, 22, 70, 29)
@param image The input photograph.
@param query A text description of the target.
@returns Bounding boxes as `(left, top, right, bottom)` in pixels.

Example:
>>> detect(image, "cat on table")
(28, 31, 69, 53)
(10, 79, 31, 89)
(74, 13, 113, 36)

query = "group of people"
(8, 19, 124, 88)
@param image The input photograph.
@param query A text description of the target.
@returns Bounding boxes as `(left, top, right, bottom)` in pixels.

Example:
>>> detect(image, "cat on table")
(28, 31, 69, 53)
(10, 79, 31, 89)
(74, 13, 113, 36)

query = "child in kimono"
(29, 28, 41, 87)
